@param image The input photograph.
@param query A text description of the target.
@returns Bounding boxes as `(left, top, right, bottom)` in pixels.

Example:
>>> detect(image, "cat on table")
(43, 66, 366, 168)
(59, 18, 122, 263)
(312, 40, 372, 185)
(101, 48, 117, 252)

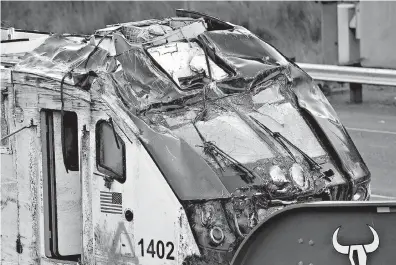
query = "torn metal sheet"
(290, 66, 370, 184)
(0, 35, 49, 55)
(14, 34, 116, 85)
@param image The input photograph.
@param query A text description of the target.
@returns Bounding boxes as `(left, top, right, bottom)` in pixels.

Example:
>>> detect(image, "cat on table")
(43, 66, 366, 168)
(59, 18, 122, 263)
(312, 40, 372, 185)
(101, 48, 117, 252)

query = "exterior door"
(41, 110, 82, 260)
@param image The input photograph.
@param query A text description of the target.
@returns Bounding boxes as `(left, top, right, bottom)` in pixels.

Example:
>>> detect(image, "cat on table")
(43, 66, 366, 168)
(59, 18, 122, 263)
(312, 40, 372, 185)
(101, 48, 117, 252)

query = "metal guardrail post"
(350, 82, 362, 103)
(350, 63, 362, 104)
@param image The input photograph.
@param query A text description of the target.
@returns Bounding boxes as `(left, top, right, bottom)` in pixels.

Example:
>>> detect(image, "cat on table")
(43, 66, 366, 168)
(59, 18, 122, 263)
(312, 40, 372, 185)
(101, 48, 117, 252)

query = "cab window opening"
(63, 111, 79, 171)
(1, 91, 9, 147)
(96, 120, 126, 183)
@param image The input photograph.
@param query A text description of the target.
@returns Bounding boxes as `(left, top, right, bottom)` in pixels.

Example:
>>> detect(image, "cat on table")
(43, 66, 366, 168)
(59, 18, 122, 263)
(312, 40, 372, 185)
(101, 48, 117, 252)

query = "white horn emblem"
(332, 225, 379, 265)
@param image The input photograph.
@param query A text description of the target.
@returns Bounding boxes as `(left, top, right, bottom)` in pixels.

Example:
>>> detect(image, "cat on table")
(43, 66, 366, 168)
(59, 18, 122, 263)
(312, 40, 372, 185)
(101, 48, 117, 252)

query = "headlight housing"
(185, 200, 236, 247)
(352, 183, 371, 201)
(210, 226, 225, 245)
(184, 200, 238, 264)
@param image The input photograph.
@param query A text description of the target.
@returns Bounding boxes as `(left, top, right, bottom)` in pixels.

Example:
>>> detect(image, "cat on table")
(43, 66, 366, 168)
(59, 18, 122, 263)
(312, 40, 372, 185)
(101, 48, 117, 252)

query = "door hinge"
(16, 234, 23, 254)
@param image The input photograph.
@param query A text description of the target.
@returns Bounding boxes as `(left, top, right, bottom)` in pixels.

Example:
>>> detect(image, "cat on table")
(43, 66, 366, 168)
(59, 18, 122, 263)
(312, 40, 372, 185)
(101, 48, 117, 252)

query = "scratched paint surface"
(1, 153, 18, 264)
(1, 75, 91, 264)
(89, 106, 199, 264)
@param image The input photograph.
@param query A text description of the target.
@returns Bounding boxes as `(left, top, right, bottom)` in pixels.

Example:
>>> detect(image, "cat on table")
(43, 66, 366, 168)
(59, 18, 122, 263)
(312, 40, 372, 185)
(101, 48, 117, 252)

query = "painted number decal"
(138, 239, 175, 260)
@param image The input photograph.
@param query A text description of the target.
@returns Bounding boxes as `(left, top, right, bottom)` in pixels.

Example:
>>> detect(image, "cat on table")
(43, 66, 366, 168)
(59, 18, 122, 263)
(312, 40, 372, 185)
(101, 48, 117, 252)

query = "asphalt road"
(331, 99, 396, 200)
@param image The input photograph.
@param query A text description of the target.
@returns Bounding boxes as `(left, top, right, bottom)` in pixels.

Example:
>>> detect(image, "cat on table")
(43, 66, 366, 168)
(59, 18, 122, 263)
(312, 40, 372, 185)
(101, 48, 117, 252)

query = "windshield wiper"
(192, 122, 255, 184)
(249, 116, 322, 171)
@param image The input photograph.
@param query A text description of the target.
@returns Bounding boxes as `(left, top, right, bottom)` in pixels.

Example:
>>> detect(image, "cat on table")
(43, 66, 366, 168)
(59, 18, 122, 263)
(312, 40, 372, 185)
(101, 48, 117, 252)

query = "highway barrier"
(297, 63, 396, 103)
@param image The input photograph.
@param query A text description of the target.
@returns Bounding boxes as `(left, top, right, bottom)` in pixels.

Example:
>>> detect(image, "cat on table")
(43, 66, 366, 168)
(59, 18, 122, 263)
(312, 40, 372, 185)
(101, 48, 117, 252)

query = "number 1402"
(138, 239, 175, 260)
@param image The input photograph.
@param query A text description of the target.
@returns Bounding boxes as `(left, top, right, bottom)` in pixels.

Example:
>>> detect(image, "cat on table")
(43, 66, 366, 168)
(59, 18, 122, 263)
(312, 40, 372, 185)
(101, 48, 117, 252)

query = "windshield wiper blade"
(249, 116, 298, 163)
(279, 134, 322, 170)
(249, 116, 322, 170)
(192, 122, 223, 170)
(192, 122, 255, 184)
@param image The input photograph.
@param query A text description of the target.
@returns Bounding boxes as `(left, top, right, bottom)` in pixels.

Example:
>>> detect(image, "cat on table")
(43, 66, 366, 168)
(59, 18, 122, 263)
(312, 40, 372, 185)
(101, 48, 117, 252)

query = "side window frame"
(62, 111, 79, 171)
(95, 119, 126, 183)
(1, 88, 12, 154)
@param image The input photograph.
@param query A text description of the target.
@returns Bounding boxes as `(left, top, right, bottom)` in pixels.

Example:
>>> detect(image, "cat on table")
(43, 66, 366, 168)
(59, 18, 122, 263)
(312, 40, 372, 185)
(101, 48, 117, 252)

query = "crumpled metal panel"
(202, 29, 288, 76)
(290, 65, 370, 183)
(113, 33, 197, 110)
(198, 29, 369, 185)
(135, 79, 332, 199)
(14, 34, 116, 84)
(102, 30, 352, 200)
(127, 113, 232, 200)
(121, 24, 173, 43)
(95, 73, 231, 200)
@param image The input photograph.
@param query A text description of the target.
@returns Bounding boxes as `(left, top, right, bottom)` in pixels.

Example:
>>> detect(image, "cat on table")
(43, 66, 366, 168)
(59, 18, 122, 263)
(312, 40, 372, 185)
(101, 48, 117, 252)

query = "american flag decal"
(100, 191, 123, 214)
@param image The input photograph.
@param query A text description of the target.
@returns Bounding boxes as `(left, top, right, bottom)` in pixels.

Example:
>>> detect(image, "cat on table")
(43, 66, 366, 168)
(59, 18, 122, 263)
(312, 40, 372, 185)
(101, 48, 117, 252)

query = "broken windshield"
(204, 29, 288, 65)
(201, 29, 288, 78)
(249, 115, 322, 171)
(147, 41, 229, 90)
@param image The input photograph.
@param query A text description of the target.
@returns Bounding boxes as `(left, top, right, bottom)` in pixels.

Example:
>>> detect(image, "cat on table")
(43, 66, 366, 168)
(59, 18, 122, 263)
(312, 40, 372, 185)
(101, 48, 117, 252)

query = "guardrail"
(297, 63, 396, 86)
(297, 63, 396, 103)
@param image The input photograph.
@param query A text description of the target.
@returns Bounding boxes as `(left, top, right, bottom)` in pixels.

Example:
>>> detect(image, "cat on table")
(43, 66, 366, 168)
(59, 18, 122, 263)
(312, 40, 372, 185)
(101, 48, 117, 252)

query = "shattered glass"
(202, 29, 288, 76)
(147, 41, 229, 87)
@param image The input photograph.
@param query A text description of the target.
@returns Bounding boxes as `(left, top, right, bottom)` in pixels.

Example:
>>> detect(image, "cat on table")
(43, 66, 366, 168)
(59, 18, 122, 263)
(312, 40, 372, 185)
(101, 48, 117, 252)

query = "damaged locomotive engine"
(1, 9, 371, 265)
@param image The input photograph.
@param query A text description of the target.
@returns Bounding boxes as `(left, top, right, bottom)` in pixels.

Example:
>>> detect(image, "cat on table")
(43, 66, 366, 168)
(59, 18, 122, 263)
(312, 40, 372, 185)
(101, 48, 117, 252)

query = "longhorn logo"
(332, 225, 379, 265)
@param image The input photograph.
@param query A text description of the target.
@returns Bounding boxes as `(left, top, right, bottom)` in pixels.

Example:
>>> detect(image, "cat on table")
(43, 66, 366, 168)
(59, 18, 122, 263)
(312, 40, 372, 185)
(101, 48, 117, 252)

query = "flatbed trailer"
(232, 201, 396, 265)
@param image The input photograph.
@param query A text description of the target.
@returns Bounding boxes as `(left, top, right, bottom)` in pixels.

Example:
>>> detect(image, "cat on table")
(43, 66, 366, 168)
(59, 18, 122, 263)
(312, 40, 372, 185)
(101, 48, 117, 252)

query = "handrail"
(297, 63, 396, 86)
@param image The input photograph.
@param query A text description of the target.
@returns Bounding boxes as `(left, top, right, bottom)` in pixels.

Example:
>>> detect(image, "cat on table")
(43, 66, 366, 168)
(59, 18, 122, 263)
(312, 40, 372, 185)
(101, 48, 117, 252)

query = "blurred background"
(1, 1, 322, 63)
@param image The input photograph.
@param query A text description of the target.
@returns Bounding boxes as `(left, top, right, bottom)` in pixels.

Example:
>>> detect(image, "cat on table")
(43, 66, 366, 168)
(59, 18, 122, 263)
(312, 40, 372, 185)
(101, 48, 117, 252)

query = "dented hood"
(123, 77, 334, 200)
(109, 29, 369, 201)
(115, 67, 370, 201)
(104, 69, 336, 201)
